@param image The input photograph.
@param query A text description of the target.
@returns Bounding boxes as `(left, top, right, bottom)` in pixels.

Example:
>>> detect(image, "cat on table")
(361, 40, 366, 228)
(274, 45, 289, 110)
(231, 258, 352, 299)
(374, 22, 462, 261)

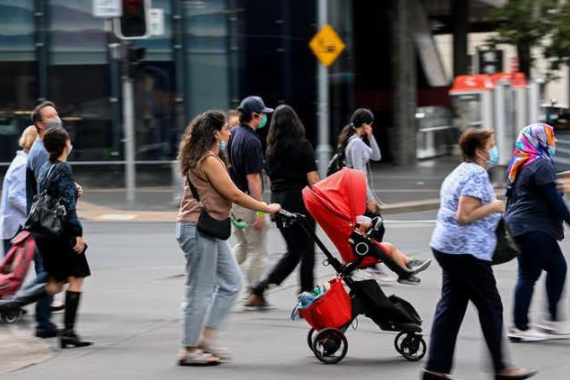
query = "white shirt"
(0, 151, 29, 239)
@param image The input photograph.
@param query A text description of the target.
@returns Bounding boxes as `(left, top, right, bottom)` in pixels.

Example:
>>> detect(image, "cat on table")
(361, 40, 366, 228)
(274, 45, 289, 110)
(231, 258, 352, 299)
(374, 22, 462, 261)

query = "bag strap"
(185, 172, 201, 202)
(39, 163, 60, 193)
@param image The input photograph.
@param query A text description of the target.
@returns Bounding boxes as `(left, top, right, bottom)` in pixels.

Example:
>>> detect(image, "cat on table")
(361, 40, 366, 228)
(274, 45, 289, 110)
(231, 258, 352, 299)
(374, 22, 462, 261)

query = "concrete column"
(451, 0, 469, 77)
(391, 0, 417, 166)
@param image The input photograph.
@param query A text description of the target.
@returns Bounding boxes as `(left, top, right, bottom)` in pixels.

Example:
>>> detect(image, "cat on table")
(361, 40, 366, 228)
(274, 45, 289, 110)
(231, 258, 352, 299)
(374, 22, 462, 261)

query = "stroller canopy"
(303, 168, 371, 265)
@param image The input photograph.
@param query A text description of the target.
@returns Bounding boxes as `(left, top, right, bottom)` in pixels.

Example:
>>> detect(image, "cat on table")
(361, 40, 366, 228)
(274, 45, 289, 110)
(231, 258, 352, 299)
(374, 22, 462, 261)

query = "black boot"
(59, 291, 92, 349)
(0, 284, 48, 312)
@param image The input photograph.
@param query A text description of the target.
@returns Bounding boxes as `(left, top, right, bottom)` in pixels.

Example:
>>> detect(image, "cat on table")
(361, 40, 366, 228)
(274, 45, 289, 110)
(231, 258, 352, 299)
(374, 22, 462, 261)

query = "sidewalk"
(77, 156, 460, 222)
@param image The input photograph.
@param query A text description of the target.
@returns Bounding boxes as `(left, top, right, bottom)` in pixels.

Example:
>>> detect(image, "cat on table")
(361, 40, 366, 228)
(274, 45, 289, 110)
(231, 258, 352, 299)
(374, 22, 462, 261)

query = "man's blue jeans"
(30, 249, 53, 331)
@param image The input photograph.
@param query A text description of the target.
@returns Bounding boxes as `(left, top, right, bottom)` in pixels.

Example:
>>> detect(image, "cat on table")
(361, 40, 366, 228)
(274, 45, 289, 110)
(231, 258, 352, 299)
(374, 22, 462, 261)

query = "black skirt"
(35, 234, 91, 282)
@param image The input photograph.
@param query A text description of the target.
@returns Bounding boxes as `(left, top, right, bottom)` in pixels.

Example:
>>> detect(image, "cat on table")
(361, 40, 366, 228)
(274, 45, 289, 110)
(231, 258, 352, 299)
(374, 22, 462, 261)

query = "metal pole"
(316, 0, 332, 178)
(122, 41, 136, 206)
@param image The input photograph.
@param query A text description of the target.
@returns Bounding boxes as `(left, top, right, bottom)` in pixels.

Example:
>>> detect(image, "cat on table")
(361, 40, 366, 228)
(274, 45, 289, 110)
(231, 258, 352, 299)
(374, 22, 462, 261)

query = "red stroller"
(0, 231, 35, 323)
(280, 168, 426, 364)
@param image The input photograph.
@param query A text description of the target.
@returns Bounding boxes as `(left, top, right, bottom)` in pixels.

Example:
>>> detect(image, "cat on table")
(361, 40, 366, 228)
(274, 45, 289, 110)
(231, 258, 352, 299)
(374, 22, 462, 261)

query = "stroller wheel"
(394, 332, 426, 362)
(312, 328, 348, 364)
(1, 310, 22, 324)
(307, 328, 316, 351)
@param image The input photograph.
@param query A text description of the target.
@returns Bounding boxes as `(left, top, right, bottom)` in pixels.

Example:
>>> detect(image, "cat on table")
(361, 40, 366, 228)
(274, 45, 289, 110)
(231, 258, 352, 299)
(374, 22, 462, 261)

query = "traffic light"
(114, 0, 150, 39)
(128, 46, 146, 76)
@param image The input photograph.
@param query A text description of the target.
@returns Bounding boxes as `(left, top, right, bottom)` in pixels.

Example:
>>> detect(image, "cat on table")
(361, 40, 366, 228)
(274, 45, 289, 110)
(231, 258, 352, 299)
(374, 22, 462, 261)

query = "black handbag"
(492, 217, 520, 265)
(24, 164, 68, 237)
(186, 173, 231, 240)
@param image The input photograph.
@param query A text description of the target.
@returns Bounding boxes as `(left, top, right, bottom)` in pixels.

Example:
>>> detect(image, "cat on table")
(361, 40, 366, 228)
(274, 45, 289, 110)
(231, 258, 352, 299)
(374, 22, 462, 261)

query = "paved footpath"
(1, 220, 569, 380)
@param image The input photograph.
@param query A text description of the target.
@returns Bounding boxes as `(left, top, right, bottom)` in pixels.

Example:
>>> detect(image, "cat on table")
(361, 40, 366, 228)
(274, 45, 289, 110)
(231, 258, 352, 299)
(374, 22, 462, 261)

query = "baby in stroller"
(354, 214, 431, 285)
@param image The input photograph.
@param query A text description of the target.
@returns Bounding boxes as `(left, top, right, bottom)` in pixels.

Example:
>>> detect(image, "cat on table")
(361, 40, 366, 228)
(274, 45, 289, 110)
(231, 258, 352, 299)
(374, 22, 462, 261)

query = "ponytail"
(337, 123, 356, 152)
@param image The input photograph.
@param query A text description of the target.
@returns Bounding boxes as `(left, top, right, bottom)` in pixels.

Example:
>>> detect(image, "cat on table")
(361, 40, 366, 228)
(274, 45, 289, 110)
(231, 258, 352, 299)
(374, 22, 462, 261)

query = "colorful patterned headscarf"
(506, 123, 555, 194)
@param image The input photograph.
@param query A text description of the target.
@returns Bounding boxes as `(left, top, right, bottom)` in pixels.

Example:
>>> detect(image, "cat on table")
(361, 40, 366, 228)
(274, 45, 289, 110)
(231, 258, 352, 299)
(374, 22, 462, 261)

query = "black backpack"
(326, 150, 345, 177)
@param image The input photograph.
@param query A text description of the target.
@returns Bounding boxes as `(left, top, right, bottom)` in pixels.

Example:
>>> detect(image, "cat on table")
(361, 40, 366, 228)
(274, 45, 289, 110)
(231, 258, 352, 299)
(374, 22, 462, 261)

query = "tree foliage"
(486, 0, 568, 80)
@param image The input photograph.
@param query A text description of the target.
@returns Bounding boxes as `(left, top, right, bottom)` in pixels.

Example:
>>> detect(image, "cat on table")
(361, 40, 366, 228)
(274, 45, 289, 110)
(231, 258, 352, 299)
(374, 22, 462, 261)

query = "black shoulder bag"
(186, 172, 231, 240)
(492, 193, 520, 265)
(24, 163, 68, 238)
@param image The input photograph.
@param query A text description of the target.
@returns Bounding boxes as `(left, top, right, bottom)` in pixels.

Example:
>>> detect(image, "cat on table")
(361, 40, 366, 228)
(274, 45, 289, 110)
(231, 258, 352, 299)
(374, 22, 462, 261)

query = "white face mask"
(67, 143, 73, 156)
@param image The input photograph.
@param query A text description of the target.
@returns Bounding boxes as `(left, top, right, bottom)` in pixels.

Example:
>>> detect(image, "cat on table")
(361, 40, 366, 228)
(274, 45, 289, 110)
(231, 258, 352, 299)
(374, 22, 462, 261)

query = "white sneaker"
(536, 320, 570, 336)
(364, 267, 396, 284)
(508, 327, 549, 342)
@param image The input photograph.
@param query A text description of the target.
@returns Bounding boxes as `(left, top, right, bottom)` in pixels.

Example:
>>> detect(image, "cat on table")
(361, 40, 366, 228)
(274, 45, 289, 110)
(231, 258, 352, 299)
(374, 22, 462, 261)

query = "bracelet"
(256, 211, 265, 218)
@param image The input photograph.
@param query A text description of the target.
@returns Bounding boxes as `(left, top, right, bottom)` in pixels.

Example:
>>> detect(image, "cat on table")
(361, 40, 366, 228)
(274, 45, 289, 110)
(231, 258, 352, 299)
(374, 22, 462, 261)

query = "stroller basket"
(388, 295, 422, 325)
(299, 278, 352, 331)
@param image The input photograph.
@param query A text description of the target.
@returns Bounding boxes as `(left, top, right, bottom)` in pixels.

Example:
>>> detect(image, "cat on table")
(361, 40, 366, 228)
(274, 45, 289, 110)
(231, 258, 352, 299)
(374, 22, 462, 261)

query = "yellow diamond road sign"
(309, 24, 345, 67)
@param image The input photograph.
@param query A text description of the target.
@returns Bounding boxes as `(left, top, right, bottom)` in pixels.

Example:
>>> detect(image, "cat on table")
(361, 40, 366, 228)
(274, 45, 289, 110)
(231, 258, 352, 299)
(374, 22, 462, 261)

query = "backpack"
(326, 149, 346, 177)
(326, 135, 358, 176)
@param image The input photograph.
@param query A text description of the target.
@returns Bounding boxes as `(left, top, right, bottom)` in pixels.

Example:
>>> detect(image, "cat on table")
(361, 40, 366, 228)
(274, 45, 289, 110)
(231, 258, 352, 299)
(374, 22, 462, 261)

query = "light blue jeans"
(176, 221, 242, 347)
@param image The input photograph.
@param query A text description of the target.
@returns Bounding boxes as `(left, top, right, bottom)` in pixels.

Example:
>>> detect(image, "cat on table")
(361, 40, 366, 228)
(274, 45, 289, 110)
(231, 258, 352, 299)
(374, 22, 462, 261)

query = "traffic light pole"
(121, 40, 136, 206)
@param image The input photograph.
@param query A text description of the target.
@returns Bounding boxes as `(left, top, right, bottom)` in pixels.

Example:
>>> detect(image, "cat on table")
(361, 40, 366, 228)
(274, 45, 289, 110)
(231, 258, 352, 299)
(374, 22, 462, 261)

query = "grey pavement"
(2, 217, 569, 379)
(76, 156, 461, 214)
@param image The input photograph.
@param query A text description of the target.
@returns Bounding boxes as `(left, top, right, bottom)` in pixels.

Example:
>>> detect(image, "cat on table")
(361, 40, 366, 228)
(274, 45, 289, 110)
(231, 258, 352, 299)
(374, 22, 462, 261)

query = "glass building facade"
(1, 0, 467, 170)
(0, 0, 333, 165)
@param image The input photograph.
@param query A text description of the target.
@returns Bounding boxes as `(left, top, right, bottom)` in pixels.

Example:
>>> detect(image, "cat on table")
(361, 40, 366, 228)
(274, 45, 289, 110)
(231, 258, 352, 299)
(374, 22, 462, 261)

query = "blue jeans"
(32, 248, 53, 331)
(2, 239, 11, 257)
(176, 221, 242, 347)
(513, 231, 567, 330)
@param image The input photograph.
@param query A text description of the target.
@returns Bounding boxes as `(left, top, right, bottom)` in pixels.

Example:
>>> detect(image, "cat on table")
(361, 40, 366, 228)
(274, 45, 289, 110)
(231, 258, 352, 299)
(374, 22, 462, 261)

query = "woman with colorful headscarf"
(505, 123, 570, 342)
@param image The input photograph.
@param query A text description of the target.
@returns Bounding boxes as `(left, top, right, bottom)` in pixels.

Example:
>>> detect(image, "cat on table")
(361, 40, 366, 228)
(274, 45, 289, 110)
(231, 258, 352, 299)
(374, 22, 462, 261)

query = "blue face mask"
(548, 145, 556, 158)
(219, 140, 227, 152)
(486, 146, 499, 168)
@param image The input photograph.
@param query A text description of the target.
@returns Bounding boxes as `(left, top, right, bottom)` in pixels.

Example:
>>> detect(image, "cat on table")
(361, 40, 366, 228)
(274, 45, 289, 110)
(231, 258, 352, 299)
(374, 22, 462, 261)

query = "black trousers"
(265, 218, 316, 293)
(266, 190, 316, 293)
(426, 249, 507, 374)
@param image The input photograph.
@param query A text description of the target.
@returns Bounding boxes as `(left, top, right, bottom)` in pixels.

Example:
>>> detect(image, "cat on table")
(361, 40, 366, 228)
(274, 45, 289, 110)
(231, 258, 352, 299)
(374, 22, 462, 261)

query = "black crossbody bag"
(186, 173, 231, 240)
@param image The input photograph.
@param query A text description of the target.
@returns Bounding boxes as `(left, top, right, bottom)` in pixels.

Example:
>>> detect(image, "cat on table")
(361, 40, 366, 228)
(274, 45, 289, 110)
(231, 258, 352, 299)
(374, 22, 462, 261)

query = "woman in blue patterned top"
(0, 127, 92, 349)
(422, 129, 536, 380)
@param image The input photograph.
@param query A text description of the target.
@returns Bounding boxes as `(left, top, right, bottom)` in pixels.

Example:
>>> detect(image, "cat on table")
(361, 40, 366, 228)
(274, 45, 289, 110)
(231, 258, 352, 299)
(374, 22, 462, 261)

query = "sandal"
(198, 341, 232, 361)
(178, 349, 221, 366)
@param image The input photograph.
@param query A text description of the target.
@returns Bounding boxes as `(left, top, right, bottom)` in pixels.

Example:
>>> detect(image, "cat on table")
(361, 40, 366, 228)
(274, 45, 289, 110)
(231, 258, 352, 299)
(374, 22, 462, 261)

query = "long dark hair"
(177, 110, 228, 175)
(337, 108, 374, 150)
(266, 104, 306, 160)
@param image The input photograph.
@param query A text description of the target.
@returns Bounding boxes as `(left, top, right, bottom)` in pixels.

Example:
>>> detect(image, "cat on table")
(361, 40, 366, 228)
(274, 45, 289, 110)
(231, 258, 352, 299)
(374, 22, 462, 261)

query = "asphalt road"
(2, 214, 569, 380)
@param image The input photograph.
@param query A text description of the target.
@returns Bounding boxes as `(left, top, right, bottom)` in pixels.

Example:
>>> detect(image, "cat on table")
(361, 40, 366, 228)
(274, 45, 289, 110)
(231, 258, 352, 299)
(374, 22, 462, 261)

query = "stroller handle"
(277, 209, 304, 220)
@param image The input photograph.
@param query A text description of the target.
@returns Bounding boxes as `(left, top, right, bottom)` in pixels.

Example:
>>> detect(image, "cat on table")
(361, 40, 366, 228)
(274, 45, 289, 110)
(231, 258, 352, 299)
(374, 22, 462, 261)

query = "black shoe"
(60, 330, 93, 349)
(50, 302, 65, 312)
(398, 274, 421, 286)
(495, 370, 538, 380)
(422, 370, 454, 380)
(35, 328, 58, 338)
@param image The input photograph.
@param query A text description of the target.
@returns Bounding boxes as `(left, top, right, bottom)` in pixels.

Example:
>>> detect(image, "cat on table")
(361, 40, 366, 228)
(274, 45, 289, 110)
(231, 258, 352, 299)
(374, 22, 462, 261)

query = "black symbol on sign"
(318, 39, 336, 54)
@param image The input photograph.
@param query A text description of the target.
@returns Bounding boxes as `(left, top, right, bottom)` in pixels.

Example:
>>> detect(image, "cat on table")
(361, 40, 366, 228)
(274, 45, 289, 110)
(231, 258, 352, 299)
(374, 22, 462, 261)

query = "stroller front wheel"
(312, 328, 348, 364)
(394, 332, 426, 362)
(307, 328, 316, 351)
